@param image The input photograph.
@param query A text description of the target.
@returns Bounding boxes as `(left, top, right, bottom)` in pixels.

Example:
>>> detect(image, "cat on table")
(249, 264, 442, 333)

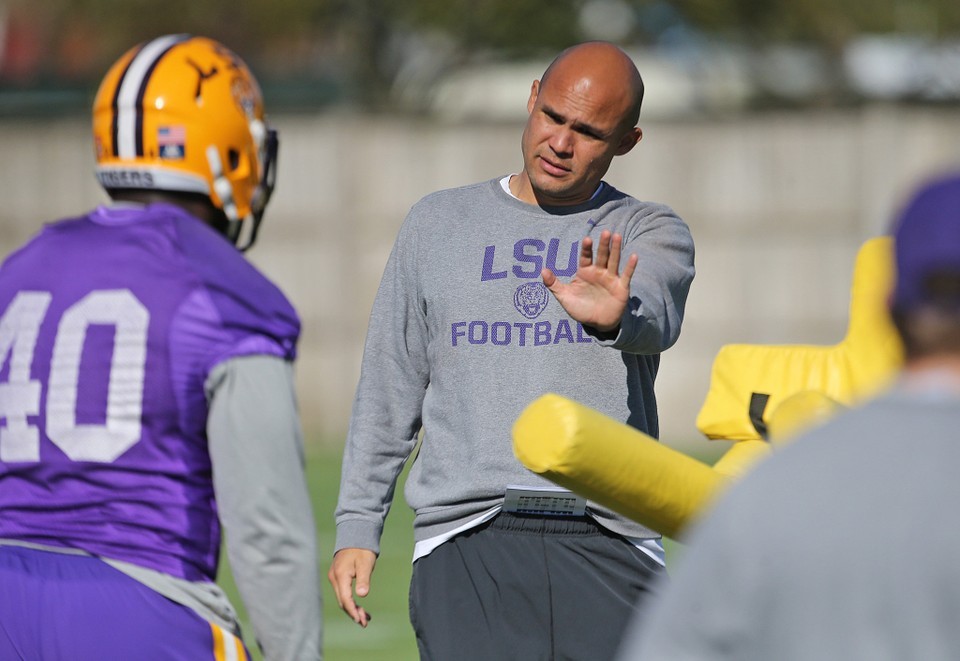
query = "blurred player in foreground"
(0, 35, 321, 660)
(618, 171, 960, 660)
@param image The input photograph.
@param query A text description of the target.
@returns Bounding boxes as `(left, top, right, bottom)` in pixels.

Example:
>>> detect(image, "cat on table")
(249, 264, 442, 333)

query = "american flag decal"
(158, 125, 186, 159)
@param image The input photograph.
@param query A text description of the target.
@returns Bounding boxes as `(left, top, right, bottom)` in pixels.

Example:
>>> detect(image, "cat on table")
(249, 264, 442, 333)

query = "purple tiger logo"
(514, 282, 549, 319)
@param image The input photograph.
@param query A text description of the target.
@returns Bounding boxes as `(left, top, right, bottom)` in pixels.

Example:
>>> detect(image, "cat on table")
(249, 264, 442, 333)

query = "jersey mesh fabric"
(0, 203, 299, 581)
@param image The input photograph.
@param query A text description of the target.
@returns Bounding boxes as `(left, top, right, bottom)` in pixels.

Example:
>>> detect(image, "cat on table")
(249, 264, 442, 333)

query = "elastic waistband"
(486, 512, 607, 536)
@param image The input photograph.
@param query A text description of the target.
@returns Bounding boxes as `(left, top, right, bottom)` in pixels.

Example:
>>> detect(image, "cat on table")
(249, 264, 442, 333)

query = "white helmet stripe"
(112, 34, 190, 159)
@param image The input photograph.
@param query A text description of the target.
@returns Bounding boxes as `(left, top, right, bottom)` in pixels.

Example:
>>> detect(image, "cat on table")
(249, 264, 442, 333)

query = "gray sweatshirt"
(335, 178, 695, 554)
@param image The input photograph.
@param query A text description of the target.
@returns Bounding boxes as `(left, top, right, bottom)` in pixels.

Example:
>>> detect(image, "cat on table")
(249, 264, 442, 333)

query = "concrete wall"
(2, 106, 960, 457)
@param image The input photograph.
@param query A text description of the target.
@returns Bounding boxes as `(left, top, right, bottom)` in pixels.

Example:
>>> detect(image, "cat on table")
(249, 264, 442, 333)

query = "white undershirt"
(500, 175, 605, 202)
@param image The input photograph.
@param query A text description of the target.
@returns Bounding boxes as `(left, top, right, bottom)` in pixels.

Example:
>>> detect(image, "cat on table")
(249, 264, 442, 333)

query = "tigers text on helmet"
(92, 34, 278, 250)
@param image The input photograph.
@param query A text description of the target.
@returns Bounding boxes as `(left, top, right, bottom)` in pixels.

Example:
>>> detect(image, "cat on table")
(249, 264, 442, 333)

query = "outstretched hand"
(541, 230, 637, 332)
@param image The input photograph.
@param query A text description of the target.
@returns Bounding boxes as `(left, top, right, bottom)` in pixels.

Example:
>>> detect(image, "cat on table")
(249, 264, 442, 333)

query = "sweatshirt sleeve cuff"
(581, 322, 623, 346)
(334, 519, 383, 556)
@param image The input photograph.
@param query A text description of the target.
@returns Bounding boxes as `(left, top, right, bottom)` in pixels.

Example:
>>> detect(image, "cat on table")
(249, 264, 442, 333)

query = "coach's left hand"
(328, 548, 376, 628)
(541, 229, 637, 333)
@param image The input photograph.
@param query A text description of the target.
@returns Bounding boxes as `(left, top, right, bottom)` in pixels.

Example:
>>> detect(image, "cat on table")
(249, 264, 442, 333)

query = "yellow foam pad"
(513, 393, 725, 539)
(767, 390, 845, 445)
(697, 237, 902, 441)
(710, 440, 772, 479)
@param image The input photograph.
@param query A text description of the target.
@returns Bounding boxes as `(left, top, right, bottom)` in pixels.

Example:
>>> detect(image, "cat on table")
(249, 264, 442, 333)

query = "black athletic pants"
(409, 513, 665, 661)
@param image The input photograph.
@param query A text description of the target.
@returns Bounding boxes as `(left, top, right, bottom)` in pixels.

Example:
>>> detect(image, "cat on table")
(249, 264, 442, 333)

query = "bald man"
(330, 41, 695, 660)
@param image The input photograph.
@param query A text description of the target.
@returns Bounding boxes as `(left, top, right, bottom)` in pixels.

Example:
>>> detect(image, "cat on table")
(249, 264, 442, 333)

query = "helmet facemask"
(226, 124, 278, 251)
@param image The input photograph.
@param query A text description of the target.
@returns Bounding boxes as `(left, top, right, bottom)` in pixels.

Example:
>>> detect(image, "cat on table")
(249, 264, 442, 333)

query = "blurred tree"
(674, 0, 957, 46)
(2, 0, 960, 113)
(397, 0, 580, 55)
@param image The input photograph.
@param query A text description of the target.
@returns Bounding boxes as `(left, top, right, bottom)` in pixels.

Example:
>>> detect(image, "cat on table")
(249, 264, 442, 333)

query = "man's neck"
(900, 355, 960, 394)
(506, 174, 604, 205)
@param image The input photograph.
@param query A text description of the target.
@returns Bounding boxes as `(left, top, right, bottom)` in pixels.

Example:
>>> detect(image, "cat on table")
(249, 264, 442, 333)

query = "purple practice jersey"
(0, 203, 300, 582)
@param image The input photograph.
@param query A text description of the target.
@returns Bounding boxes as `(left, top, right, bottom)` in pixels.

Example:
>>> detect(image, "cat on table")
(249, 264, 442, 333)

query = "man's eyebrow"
(541, 103, 607, 139)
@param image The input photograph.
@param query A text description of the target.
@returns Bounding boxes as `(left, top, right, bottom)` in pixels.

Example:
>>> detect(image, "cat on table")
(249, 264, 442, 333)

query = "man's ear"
(527, 80, 540, 114)
(615, 127, 642, 156)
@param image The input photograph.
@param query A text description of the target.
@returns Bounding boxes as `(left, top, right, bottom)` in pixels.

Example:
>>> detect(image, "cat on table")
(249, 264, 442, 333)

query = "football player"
(0, 35, 322, 660)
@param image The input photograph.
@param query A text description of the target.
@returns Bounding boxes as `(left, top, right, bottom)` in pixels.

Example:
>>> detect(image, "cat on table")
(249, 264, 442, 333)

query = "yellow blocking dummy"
(513, 237, 901, 538)
(697, 236, 902, 441)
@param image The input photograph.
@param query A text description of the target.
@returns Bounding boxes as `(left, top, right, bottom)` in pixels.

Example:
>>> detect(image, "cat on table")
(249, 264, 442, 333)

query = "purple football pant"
(0, 545, 248, 660)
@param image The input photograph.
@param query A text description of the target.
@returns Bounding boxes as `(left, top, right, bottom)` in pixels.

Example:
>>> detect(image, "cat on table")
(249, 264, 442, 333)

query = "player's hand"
(328, 548, 377, 627)
(541, 230, 637, 332)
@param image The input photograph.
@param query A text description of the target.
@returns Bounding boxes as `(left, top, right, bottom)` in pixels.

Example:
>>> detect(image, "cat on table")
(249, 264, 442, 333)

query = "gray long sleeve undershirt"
(205, 354, 323, 661)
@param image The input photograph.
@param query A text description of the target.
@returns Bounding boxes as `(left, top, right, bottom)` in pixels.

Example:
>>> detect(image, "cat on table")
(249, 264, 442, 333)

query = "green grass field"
(217, 444, 690, 660)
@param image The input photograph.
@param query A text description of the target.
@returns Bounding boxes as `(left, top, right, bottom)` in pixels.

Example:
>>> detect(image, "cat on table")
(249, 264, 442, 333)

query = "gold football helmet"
(92, 34, 277, 249)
